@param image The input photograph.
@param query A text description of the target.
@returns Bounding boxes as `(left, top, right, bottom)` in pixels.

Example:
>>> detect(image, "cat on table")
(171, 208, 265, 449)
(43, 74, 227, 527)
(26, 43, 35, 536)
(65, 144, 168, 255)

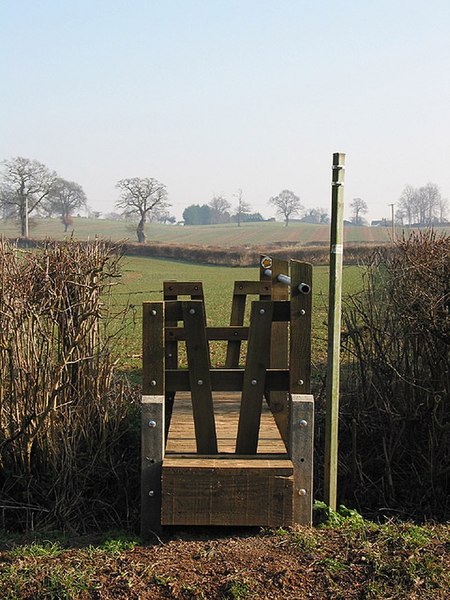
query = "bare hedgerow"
(0, 239, 138, 532)
(340, 230, 449, 519)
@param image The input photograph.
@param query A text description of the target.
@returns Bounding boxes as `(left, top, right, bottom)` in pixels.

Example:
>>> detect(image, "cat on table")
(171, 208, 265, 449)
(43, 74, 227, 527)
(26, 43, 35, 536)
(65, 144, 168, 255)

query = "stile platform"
(162, 391, 294, 526)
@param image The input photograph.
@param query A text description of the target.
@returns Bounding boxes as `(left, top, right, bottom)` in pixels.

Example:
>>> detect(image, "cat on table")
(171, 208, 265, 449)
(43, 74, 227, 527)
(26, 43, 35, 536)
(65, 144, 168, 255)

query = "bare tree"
(116, 177, 169, 243)
(398, 183, 447, 225)
(350, 197, 368, 225)
(209, 195, 231, 224)
(44, 178, 87, 232)
(233, 189, 252, 227)
(0, 157, 57, 237)
(268, 189, 302, 226)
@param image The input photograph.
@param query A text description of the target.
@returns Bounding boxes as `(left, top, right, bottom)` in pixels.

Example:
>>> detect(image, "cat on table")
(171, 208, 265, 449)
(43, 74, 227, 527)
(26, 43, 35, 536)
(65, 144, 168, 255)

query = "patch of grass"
(100, 534, 139, 554)
(10, 540, 62, 558)
(223, 578, 253, 599)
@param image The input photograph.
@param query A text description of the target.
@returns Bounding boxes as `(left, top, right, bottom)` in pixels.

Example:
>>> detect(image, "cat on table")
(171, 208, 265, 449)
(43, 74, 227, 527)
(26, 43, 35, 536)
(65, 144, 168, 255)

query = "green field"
(111, 255, 363, 376)
(3, 216, 445, 246)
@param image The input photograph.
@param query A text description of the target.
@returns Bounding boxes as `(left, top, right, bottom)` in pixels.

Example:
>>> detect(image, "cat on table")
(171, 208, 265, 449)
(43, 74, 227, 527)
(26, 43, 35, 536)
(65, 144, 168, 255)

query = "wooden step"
(162, 455, 294, 526)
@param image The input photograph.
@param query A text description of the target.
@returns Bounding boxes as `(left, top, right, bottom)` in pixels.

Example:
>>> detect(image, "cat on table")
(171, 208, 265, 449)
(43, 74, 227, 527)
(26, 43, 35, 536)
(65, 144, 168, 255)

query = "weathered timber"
(142, 302, 164, 395)
(235, 301, 274, 453)
(182, 301, 218, 454)
(289, 394, 314, 525)
(141, 395, 165, 536)
(290, 261, 313, 394)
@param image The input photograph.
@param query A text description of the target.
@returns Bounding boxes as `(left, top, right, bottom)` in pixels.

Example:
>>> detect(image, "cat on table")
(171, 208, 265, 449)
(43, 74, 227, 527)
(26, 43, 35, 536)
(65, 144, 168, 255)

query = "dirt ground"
(1, 524, 449, 599)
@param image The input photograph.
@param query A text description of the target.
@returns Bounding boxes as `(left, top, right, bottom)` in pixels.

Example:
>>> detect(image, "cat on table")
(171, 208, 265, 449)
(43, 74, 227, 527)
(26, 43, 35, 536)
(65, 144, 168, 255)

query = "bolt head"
(299, 419, 308, 428)
(150, 380, 157, 387)
(298, 379, 304, 386)
(298, 488, 307, 496)
(259, 308, 265, 314)
(148, 420, 157, 428)
(148, 490, 155, 497)
(151, 309, 157, 316)
(251, 379, 257, 385)
(300, 309, 306, 316)
(197, 379, 203, 386)
(189, 308, 196, 315)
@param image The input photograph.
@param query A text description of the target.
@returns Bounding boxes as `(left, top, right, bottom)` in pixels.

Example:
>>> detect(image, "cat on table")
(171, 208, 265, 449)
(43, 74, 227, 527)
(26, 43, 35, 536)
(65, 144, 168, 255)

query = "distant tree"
(398, 183, 447, 225)
(350, 197, 368, 225)
(232, 211, 264, 223)
(182, 204, 212, 225)
(209, 195, 231, 224)
(44, 178, 87, 232)
(268, 189, 303, 226)
(301, 207, 329, 224)
(116, 177, 169, 243)
(0, 156, 57, 237)
(233, 189, 252, 227)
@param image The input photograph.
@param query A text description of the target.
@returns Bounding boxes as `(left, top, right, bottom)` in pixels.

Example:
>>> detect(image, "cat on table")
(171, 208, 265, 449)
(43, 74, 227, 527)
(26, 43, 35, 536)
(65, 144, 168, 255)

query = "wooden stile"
(141, 261, 315, 532)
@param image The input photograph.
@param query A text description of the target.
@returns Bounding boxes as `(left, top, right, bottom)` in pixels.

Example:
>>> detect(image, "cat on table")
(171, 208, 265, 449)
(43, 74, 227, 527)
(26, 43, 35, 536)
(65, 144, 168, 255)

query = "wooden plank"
(235, 301, 273, 454)
(225, 282, 247, 368)
(167, 326, 250, 342)
(232, 281, 272, 296)
(164, 281, 204, 299)
(165, 392, 288, 454)
(266, 258, 290, 444)
(141, 395, 165, 536)
(142, 302, 164, 395)
(166, 368, 289, 392)
(161, 457, 293, 526)
(182, 301, 218, 454)
(289, 261, 313, 394)
(289, 394, 314, 525)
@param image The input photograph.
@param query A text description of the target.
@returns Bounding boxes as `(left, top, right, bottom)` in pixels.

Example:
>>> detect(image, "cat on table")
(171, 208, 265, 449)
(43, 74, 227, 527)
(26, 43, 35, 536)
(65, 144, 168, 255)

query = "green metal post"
(324, 152, 345, 510)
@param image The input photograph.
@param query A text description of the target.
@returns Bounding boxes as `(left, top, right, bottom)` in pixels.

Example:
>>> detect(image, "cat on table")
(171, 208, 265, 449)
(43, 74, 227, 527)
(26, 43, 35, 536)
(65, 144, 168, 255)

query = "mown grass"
(109, 255, 364, 378)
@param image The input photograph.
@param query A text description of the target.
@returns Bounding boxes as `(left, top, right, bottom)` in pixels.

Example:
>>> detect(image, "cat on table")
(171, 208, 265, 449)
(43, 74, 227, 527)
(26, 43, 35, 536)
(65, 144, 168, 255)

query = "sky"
(1, 0, 449, 223)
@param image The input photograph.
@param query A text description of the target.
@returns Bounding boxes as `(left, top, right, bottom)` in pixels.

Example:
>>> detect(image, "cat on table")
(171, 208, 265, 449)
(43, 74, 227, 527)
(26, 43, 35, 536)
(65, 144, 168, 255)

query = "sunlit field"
(1, 216, 437, 245)
(110, 255, 364, 378)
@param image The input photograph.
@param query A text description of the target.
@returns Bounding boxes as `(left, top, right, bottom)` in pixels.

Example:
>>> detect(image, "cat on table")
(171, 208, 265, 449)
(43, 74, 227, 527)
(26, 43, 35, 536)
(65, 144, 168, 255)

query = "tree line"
(0, 156, 447, 243)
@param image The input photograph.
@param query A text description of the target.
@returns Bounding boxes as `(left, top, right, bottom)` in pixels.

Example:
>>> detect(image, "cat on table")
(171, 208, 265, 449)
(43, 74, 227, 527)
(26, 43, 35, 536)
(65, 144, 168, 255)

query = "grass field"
(3, 216, 447, 246)
(110, 255, 364, 378)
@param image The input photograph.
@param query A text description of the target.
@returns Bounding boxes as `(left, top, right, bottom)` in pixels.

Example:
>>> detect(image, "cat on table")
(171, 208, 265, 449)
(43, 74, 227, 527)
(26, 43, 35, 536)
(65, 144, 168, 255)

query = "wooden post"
(324, 152, 345, 510)
(141, 301, 165, 535)
(289, 394, 314, 525)
(260, 257, 290, 444)
(141, 395, 165, 536)
(289, 260, 313, 395)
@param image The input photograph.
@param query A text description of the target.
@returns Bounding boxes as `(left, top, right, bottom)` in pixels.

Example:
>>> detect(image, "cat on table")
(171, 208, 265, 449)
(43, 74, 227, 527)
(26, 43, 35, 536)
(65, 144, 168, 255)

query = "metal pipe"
(264, 271, 311, 294)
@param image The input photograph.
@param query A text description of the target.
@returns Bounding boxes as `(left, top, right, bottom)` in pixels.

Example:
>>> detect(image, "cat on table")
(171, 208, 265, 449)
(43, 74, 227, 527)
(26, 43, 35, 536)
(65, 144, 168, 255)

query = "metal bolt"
(189, 308, 196, 315)
(298, 283, 311, 295)
(168, 353, 173, 358)
(148, 490, 155, 497)
(300, 309, 306, 316)
(197, 379, 203, 386)
(259, 308, 265, 314)
(148, 420, 157, 428)
(298, 379, 304, 386)
(151, 309, 157, 316)
(298, 488, 307, 496)
(150, 380, 157, 387)
(251, 379, 257, 385)
(299, 419, 308, 428)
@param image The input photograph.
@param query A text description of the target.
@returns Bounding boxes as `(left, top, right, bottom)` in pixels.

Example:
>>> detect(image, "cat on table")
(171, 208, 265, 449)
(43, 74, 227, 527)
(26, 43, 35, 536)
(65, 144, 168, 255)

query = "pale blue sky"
(1, 1, 449, 222)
